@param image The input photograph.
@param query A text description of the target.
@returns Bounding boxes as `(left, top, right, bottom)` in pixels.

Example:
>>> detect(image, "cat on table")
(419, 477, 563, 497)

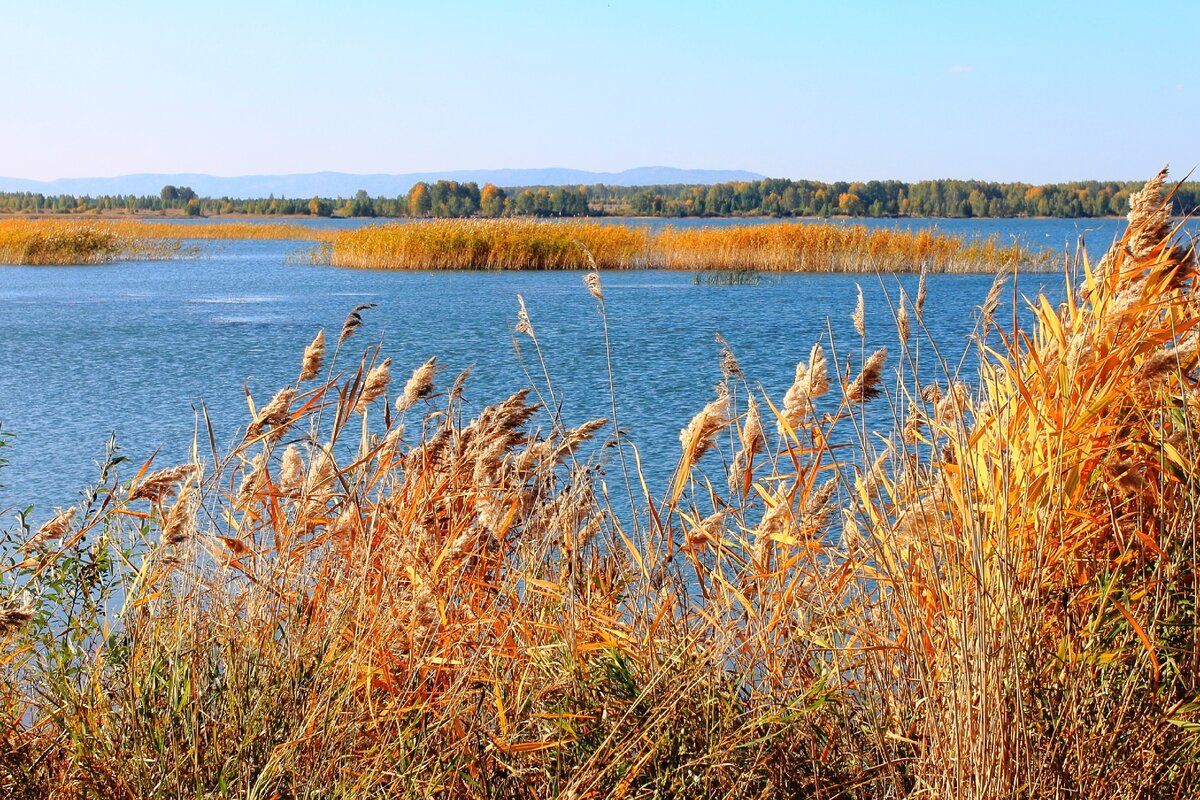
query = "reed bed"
(650, 219, 1046, 272)
(0, 220, 180, 264)
(329, 218, 1046, 272)
(0, 219, 329, 264)
(2, 171, 1199, 798)
(327, 218, 650, 270)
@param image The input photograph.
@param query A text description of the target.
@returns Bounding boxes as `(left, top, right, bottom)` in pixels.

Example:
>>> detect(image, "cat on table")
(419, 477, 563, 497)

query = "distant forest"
(2, 177, 1198, 219)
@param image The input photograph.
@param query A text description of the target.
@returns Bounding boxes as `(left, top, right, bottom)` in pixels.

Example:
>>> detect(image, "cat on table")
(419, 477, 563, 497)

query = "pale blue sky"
(1, 1, 1196, 182)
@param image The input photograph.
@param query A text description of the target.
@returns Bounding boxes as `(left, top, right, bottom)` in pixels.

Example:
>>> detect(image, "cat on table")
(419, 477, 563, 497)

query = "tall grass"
(650, 220, 1044, 272)
(0, 220, 181, 264)
(1, 170, 1198, 797)
(0, 219, 329, 264)
(328, 218, 1048, 272)
(326, 218, 649, 270)
(2, 217, 1041, 273)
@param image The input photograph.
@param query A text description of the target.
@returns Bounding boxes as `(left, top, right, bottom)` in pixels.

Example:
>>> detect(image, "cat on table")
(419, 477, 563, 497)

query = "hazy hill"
(0, 167, 765, 199)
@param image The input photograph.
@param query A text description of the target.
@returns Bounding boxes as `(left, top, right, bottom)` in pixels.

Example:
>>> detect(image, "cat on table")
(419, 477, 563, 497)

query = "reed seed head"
(299, 329, 325, 381)
(897, 288, 911, 346)
(680, 387, 730, 461)
(339, 303, 377, 345)
(584, 272, 603, 302)
(162, 484, 196, 546)
(355, 357, 392, 414)
(130, 464, 196, 503)
(515, 295, 533, 336)
(26, 506, 76, 550)
(398, 356, 440, 412)
(852, 284, 866, 337)
(0, 603, 34, 639)
(846, 348, 887, 403)
(915, 266, 928, 319)
(1127, 166, 1172, 260)
(248, 386, 296, 437)
(280, 444, 304, 492)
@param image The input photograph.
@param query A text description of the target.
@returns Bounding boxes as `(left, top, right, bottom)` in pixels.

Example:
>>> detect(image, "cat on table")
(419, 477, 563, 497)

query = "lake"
(2, 216, 1196, 520)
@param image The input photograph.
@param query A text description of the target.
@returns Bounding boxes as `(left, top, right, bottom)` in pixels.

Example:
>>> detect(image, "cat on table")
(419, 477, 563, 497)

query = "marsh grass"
(1, 171, 1198, 798)
(2, 217, 1043, 273)
(328, 218, 1049, 273)
(0, 219, 329, 264)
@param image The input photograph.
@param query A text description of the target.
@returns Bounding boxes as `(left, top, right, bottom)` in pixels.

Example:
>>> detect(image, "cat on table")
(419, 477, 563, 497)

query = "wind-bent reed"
(1, 170, 1198, 798)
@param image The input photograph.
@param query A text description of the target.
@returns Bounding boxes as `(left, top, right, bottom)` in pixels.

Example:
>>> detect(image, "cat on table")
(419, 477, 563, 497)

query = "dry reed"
(2, 169, 1198, 799)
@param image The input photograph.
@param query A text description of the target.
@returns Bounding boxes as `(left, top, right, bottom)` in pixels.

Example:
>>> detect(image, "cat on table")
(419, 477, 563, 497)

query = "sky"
(1, 0, 1197, 183)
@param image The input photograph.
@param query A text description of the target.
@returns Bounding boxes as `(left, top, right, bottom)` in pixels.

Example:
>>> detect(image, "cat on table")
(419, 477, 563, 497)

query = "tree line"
(2, 177, 1197, 219)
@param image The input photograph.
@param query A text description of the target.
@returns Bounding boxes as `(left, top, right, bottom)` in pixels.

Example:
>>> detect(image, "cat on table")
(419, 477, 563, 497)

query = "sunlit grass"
(328, 218, 1049, 272)
(1, 172, 1197, 797)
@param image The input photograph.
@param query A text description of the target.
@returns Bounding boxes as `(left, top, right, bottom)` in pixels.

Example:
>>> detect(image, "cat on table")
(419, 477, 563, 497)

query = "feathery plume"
(398, 356, 440, 412)
(680, 387, 730, 461)
(515, 295, 533, 336)
(980, 272, 1006, 331)
(280, 445, 304, 493)
(896, 288, 911, 347)
(780, 344, 829, 433)
(237, 451, 269, 503)
(1137, 339, 1198, 383)
(130, 464, 196, 503)
(0, 602, 34, 639)
(584, 272, 603, 302)
(248, 386, 295, 437)
(716, 333, 743, 380)
(846, 348, 887, 403)
(730, 396, 765, 491)
(25, 507, 76, 550)
(852, 284, 866, 337)
(686, 510, 728, 550)
(915, 266, 928, 320)
(355, 357, 392, 414)
(1127, 166, 1172, 260)
(299, 329, 325, 381)
(339, 303, 376, 345)
(162, 484, 196, 546)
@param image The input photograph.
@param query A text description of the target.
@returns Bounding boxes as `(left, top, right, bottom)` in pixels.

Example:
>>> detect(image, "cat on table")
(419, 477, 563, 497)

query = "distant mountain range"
(0, 167, 765, 199)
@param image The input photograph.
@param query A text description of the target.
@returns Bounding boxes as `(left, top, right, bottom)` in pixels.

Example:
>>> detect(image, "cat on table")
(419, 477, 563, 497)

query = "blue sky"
(1, 1, 1196, 182)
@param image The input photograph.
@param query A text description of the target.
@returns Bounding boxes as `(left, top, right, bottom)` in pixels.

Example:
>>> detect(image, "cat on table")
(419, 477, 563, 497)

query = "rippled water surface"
(2, 217, 1196, 518)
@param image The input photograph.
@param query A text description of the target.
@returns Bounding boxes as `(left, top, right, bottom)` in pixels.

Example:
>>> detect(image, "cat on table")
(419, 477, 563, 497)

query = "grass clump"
(1, 169, 1199, 798)
(0, 219, 332, 264)
(0, 220, 178, 264)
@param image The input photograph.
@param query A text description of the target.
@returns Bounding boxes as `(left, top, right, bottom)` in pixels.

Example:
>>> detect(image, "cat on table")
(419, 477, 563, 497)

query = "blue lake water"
(2, 217, 1196, 521)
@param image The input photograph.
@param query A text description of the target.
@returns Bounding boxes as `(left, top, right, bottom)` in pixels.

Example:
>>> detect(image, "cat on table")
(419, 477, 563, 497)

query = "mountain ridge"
(0, 167, 766, 199)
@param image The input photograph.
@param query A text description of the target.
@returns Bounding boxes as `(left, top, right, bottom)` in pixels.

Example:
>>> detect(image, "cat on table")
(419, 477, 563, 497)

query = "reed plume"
(846, 348, 887, 403)
(354, 358, 392, 413)
(398, 357, 440, 412)
(299, 329, 325, 381)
